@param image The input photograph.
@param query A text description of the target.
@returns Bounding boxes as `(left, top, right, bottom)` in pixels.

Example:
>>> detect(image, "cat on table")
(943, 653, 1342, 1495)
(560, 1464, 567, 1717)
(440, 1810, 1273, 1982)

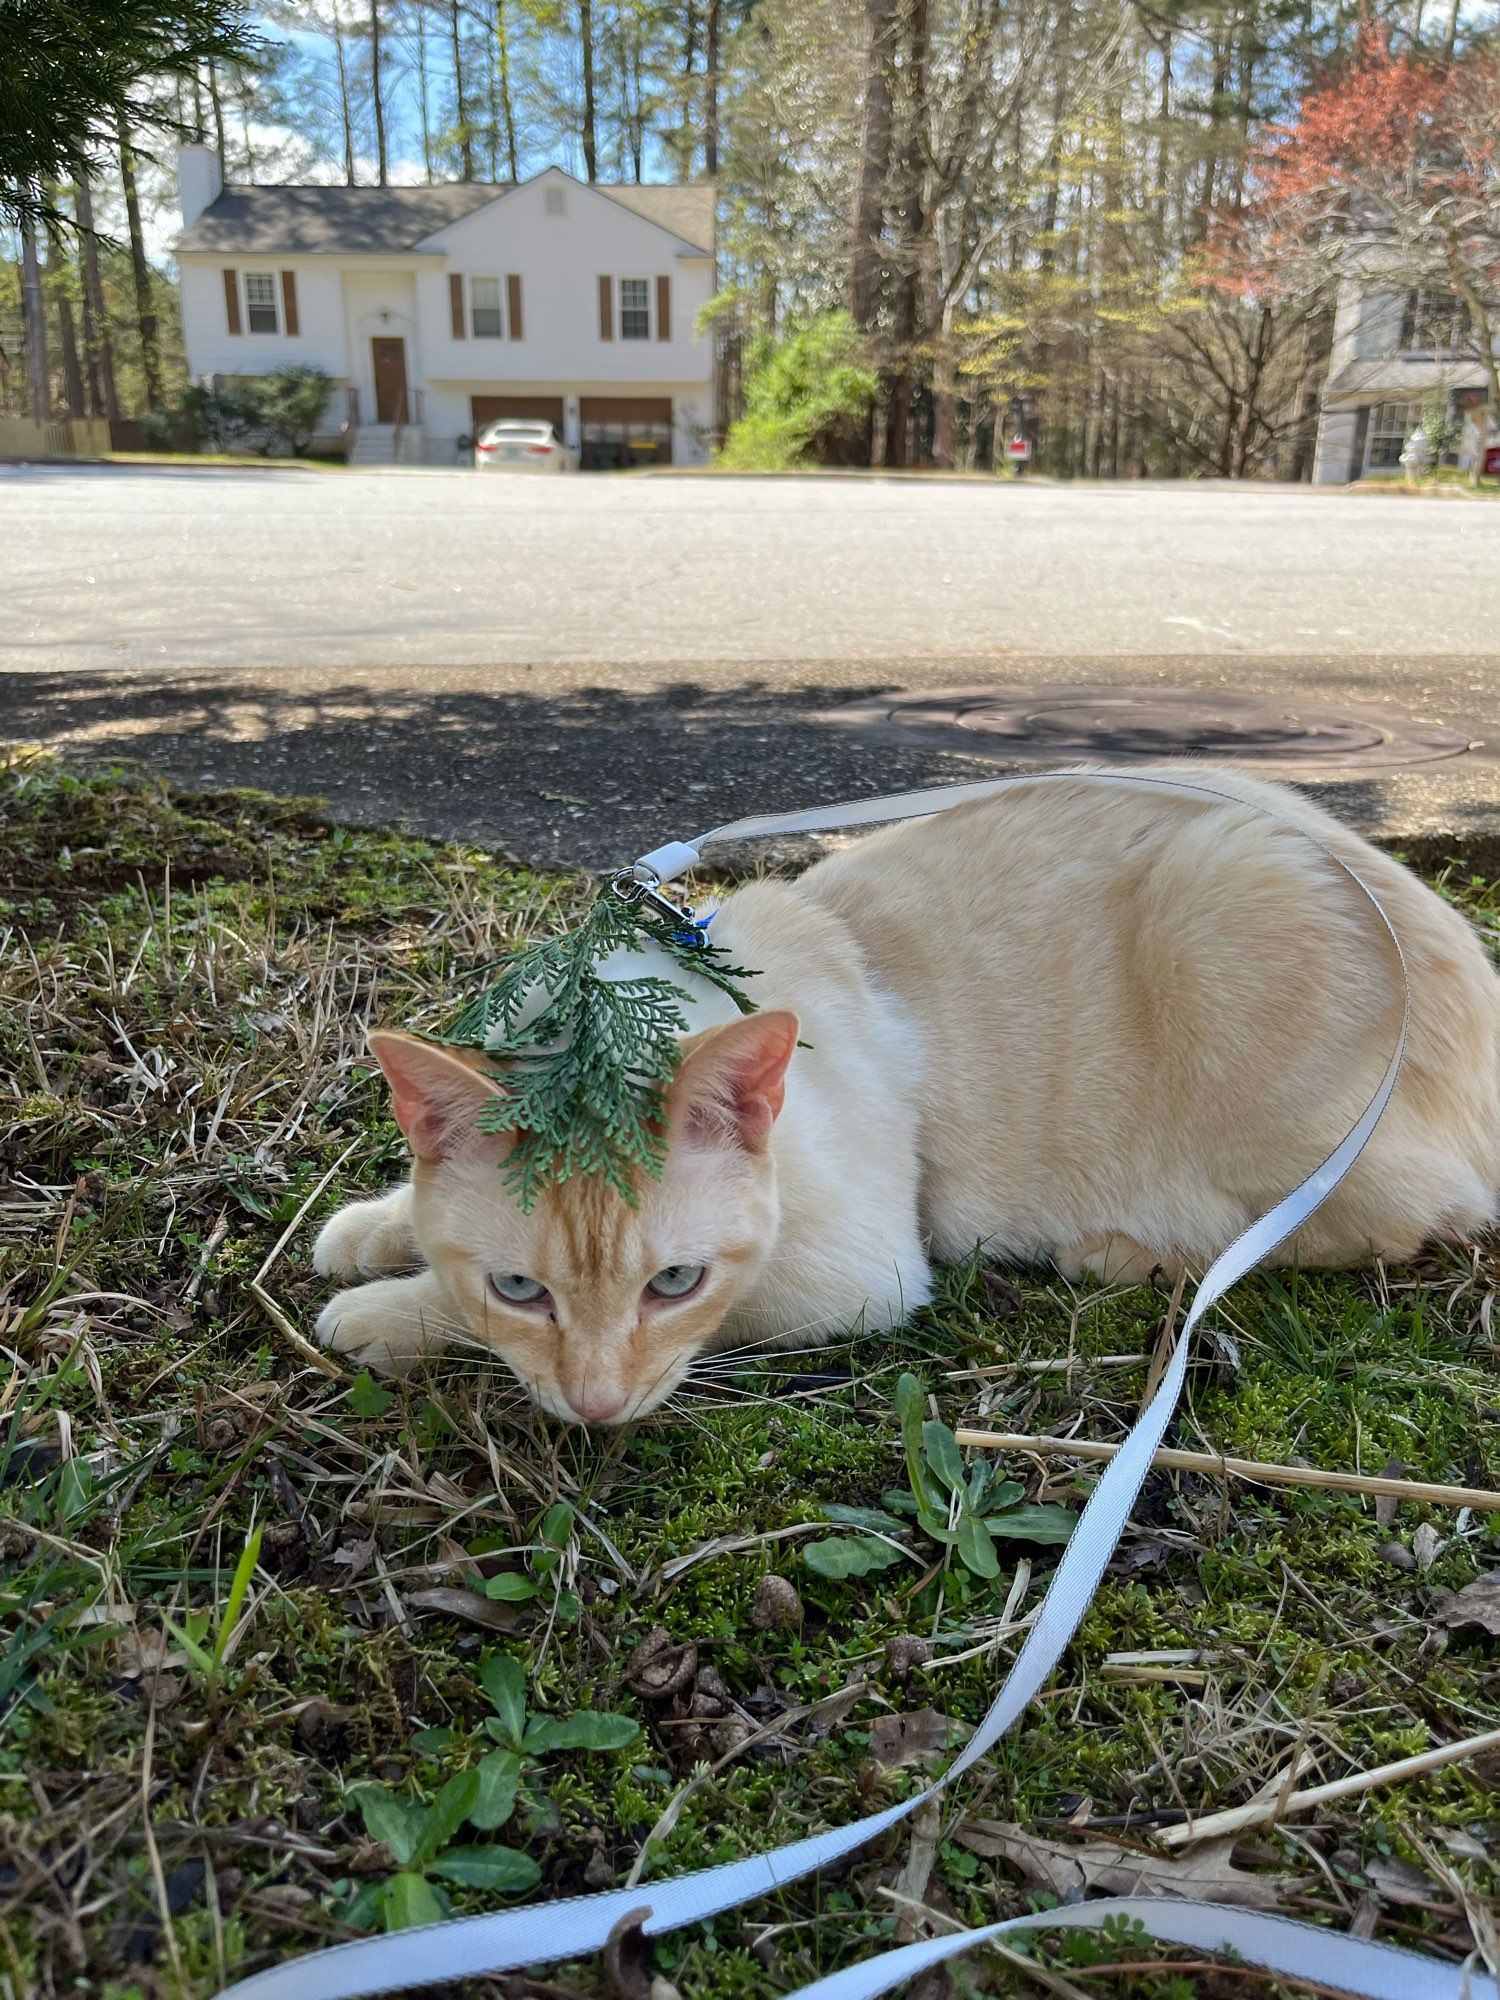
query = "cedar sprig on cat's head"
(442, 885, 760, 1211)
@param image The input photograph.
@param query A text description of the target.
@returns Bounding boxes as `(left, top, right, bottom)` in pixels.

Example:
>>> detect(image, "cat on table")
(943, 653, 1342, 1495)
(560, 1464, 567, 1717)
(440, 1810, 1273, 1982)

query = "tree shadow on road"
(1, 665, 1480, 872)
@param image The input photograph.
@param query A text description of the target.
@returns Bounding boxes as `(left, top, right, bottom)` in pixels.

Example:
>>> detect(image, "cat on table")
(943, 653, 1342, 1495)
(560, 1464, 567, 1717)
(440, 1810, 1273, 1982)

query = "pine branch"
(444, 885, 758, 1209)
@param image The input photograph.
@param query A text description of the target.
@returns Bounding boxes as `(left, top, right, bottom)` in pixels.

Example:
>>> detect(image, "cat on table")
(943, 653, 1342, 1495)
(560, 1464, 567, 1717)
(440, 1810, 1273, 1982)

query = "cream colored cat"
(314, 767, 1500, 1423)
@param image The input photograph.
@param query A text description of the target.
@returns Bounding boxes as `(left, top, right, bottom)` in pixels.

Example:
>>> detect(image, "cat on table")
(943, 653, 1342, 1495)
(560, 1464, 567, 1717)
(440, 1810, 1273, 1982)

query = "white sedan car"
(473, 419, 578, 473)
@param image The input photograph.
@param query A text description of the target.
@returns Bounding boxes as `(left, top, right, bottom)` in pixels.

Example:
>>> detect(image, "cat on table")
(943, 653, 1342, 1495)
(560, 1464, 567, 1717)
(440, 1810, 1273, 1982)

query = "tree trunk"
(680, 0, 698, 173)
(332, 0, 358, 183)
(45, 215, 86, 417)
(414, 0, 435, 181)
(116, 115, 164, 412)
(237, 74, 259, 180)
(450, 0, 474, 178)
(19, 206, 49, 423)
(74, 171, 118, 422)
(703, 0, 721, 179)
(887, 0, 929, 462)
(580, 0, 598, 180)
(484, 21, 500, 176)
(931, 306, 958, 469)
(1155, 30, 1171, 250)
(371, 0, 389, 185)
(848, 0, 897, 332)
(207, 56, 228, 170)
(629, 36, 645, 179)
(496, 0, 519, 179)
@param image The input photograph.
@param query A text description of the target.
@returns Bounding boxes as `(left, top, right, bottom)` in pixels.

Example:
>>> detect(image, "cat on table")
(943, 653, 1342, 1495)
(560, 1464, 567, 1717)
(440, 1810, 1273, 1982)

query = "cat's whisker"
(660, 1395, 718, 1442)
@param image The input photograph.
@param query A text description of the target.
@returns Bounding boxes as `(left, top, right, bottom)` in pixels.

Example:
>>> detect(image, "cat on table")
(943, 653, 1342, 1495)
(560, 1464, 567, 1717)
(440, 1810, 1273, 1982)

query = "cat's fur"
(315, 766, 1500, 1422)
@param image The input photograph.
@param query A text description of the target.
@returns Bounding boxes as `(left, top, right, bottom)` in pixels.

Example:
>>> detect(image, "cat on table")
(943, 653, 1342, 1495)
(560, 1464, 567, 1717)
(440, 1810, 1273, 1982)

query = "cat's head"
(368, 1011, 799, 1424)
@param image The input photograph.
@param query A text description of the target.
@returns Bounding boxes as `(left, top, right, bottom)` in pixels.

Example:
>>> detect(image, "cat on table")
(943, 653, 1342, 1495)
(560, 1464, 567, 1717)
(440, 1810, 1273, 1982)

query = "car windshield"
(482, 423, 553, 444)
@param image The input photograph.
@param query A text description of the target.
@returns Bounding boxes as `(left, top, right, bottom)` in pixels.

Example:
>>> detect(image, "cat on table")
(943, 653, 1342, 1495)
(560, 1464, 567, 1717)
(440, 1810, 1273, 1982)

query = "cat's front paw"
(313, 1193, 421, 1280)
(316, 1279, 446, 1378)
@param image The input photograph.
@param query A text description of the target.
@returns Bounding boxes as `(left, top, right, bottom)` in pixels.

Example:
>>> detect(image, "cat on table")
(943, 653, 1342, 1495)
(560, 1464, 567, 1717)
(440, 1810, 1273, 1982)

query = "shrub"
(169, 366, 334, 457)
(178, 380, 258, 453)
(720, 313, 877, 469)
(246, 365, 334, 456)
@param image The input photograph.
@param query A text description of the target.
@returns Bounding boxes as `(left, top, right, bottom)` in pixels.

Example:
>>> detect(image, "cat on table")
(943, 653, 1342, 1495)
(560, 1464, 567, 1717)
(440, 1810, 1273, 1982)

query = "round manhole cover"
(823, 686, 1471, 773)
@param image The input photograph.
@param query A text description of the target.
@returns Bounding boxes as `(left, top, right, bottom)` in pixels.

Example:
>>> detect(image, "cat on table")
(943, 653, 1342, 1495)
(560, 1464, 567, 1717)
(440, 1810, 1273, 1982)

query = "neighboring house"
(1313, 270, 1496, 483)
(174, 147, 715, 467)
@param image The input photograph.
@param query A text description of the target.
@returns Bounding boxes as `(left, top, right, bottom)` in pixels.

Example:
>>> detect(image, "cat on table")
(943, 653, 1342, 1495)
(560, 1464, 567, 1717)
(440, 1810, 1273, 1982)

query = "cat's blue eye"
(647, 1263, 706, 1300)
(488, 1272, 548, 1305)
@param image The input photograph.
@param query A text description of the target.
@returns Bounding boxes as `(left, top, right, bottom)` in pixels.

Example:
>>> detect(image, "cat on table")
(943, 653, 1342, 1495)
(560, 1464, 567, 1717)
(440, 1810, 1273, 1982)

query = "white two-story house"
(174, 147, 716, 466)
(1312, 266, 1496, 483)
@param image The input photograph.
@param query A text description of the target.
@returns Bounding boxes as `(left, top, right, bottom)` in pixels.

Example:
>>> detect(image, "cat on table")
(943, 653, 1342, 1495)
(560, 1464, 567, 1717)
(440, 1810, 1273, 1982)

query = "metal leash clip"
(610, 863, 705, 940)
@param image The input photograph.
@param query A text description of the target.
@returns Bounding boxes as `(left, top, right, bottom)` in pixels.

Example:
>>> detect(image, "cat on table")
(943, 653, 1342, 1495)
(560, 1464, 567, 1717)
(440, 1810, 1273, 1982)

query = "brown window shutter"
(656, 274, 671, 341)
(598, 274, 613, 340)
(506, 273, 523, 340)
(281, 269, 300, 336)
(450, 273, 466, 339)
(223, 267, 241, 334)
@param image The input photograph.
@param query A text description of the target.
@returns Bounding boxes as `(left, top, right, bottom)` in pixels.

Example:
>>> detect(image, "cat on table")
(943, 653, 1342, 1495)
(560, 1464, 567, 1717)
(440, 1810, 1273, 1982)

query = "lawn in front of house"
(2, 751, 1497, 2000)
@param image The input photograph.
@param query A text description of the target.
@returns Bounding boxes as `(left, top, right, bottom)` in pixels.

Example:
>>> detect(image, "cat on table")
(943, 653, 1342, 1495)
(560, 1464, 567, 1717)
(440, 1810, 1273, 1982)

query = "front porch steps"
(349, 423, 426, 467)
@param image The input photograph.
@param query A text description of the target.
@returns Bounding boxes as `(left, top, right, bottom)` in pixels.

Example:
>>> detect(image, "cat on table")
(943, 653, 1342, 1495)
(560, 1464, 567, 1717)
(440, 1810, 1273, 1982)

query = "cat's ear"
(369, 1031, 505, 1162)
(669, 1009, 800, 1152)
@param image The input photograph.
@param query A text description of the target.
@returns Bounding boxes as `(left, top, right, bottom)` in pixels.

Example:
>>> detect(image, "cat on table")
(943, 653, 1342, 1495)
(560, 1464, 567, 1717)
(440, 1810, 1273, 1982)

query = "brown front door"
(371, 338, 408, 423)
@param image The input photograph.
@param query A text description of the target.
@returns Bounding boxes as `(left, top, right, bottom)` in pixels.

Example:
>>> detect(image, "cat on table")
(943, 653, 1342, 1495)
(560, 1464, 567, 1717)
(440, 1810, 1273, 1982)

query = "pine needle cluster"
(444, 887, 759, 1210)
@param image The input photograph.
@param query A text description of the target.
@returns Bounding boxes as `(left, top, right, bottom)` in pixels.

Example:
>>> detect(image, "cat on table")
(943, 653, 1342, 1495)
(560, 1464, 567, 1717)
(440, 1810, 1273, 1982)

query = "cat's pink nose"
(570, 1386, 627, 1424)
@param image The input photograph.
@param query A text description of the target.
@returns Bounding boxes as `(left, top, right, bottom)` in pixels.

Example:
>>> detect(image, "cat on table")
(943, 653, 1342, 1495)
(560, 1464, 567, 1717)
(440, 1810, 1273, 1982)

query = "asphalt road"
(8, 462, 1500, 668)
(3, 464, 1497, 868)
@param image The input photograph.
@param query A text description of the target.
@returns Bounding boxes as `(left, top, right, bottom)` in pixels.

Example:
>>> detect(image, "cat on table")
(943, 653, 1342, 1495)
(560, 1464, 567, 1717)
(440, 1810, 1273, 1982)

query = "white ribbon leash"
(220, 772, 1496, 2000)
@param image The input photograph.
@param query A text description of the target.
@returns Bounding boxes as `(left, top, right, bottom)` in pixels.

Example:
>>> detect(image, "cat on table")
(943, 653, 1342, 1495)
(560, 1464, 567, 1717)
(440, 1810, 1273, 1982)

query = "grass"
(1352, 468, 1500, 498)
(1, 748, 1497, 2000)
(98, 452, 350, 472)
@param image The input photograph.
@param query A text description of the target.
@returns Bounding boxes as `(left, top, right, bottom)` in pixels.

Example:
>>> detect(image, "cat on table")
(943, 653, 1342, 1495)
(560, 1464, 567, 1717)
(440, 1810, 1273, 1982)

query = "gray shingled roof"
(177, 176, 714, 256)
(595, 182, 714, 253)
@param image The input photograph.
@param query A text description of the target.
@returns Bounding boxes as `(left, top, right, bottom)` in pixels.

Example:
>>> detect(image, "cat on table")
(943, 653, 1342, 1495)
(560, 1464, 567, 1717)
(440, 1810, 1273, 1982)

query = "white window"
(1400, 289, 1469, 353)
(619, 276, 651, 340)
(1366, 401, 1421, 470)
(470, 276, 504, 339)
(243, 271, 279, 334)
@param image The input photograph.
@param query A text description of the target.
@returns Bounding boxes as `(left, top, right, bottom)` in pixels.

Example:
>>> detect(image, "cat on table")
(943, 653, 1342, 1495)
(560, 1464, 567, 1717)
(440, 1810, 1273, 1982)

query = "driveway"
(2, 464, 1496, 867)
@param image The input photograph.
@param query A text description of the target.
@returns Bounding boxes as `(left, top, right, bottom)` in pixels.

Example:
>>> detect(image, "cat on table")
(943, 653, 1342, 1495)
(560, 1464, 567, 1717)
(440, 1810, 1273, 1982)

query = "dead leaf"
(292, 1699, 356, 1745)
(867, 1710, 971, 1770)
(331, 1538, 377, 1579)
(956, 1820, 1298, 1911)
(1411, 1523, 1445, 1574)
(404, 1587, 524, 1632)
(624, 1626, 698, 1701)
(603, 1905, 655, 2000)
(1436, 1571, 1500, 1635)
(1364, 1855, 1451, 1909)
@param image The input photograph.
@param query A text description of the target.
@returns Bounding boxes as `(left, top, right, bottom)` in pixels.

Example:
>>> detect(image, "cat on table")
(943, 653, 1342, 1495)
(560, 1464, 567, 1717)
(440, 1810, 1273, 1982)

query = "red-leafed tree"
(1216, 32, 1500, 454)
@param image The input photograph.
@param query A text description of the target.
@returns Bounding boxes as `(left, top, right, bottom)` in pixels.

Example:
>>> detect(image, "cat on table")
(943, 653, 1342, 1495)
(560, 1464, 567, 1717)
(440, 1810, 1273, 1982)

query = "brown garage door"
(471, 395, 566, 431)
(579, 395, 673, 470)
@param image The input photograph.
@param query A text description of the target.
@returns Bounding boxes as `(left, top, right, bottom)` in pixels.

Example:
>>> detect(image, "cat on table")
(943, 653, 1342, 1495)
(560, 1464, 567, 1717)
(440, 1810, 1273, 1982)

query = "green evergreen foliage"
(719, 312, 879, 470)
(445, 886, 758, 1210)
(0, 0, 257, 228)
(247, 364, 335, 455)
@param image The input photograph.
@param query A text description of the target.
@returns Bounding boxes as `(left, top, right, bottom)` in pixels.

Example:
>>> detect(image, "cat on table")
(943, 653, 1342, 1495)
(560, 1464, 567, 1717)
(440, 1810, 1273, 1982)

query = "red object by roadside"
(1484, 444, 1500, 476)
